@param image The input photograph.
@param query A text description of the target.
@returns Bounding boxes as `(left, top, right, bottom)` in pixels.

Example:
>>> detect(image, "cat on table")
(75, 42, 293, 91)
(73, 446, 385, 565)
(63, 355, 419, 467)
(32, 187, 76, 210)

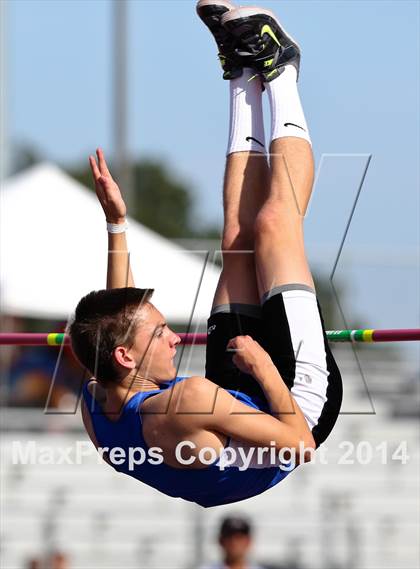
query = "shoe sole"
(196, 0, 236, 13)
(221, 5, 300, 51)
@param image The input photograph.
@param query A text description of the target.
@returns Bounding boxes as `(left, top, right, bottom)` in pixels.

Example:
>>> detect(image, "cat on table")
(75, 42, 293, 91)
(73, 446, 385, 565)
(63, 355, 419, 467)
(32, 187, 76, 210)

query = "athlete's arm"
(172, 364, 315, 462)
(89, 148, 135, 289)
(227, 335, 312, 442)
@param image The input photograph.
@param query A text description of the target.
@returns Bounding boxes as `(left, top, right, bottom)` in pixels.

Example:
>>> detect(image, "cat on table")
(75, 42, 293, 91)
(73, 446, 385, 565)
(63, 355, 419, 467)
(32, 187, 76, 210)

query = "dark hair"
(219, 516, 252, 538)
(69, 287, 154, 384)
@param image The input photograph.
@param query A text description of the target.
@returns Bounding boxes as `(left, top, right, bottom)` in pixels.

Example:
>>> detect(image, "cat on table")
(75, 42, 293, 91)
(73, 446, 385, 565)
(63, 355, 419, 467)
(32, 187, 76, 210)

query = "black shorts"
(205, 288, 343, 447)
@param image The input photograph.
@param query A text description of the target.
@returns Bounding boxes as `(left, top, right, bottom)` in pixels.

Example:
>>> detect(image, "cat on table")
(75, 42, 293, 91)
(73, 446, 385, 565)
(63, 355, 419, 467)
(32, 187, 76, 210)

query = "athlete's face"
(129, 303, 181, 382)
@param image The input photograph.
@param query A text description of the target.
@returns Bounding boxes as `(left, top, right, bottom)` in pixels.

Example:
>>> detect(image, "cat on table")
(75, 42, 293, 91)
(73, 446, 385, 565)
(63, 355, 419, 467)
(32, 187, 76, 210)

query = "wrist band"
(107, 220, 128, 234)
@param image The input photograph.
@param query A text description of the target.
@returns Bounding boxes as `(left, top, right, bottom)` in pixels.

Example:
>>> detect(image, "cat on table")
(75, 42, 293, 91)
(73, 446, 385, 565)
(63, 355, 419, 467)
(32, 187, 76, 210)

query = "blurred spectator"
(25, 551, 70, 569)
(48, 551, 70, 569)
(7, 346, 84, 408)
(202, 515, 264, 569)
(26, 558, 41, 569)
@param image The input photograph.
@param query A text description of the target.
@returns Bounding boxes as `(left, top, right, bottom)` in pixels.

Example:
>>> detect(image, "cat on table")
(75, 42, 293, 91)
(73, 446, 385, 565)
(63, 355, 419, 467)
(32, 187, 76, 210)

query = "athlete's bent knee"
(254, 207, 302, 241)
(254, 209, 285, 240)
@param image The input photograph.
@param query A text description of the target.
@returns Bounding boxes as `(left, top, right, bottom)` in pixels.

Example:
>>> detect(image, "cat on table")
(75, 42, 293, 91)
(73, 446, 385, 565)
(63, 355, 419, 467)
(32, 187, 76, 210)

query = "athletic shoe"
(196, 0, 243, 80)
(221, 6, 301, 82)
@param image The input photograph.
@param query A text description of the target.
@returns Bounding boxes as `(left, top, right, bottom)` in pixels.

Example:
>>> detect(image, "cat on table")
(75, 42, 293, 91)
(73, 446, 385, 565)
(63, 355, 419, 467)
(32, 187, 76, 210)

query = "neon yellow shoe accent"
(265, 69, 278, 79)
(264, 58, 274, 67)
(247, 73, 259, 82)
(260, 24, 281, 47)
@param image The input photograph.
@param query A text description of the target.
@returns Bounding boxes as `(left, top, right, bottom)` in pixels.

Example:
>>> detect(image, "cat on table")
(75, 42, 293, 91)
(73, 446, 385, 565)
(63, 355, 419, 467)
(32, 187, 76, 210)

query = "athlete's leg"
(223, 6, 342, 444)
(254, 69, 315, 295)
(256, 62, 341, 447)
(206, 70, 269, 399)
(206, 153, 270, 399)
(213, 71, 269, 310)
(197, 2, 269, 399)
(197, 0, 269, 309)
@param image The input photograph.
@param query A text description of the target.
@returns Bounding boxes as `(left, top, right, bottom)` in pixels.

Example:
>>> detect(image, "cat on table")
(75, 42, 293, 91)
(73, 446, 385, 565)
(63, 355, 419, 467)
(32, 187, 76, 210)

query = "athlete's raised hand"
(89, 148, 127, 224)
(227, 335, 273, 378)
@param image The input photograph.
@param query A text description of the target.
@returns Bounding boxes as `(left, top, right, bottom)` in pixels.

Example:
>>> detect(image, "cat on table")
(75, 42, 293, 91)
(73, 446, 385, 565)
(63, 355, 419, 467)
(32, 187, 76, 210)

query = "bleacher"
(1, 345, 419, 568)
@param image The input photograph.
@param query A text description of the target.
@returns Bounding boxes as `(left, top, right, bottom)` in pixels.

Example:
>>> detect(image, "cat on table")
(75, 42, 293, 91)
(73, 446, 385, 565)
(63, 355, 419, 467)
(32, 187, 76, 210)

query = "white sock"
(227, 68, 266, 155)
(266, 65, 311, 145)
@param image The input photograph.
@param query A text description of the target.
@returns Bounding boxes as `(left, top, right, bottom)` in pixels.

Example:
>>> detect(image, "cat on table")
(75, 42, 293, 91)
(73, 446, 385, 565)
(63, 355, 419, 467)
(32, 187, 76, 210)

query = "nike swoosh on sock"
(284, 122, 306, 132)
(246, 136, 265, 148)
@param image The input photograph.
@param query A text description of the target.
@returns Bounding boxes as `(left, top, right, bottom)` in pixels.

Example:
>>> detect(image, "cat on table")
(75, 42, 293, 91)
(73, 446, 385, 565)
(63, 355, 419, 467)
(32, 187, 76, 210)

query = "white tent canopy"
(0, 163, 221, 322)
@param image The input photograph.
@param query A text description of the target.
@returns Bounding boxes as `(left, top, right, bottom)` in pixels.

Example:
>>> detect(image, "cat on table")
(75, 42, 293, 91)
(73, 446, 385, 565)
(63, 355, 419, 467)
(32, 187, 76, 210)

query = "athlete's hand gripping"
(227, 336, 274, 379)
(89, 148, 127, 224)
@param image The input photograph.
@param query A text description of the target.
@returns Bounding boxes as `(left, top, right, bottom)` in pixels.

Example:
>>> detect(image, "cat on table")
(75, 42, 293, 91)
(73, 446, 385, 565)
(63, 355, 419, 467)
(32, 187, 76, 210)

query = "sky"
(3, 0, 420, 356)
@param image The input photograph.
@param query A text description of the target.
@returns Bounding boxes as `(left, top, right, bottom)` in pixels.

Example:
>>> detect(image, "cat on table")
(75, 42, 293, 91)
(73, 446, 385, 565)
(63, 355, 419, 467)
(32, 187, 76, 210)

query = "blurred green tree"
(9, 143, 41, 176)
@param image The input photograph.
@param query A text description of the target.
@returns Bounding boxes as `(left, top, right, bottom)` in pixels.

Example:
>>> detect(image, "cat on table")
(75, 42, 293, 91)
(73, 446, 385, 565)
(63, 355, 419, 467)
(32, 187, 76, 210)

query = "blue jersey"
(82, 377, 292, 508)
